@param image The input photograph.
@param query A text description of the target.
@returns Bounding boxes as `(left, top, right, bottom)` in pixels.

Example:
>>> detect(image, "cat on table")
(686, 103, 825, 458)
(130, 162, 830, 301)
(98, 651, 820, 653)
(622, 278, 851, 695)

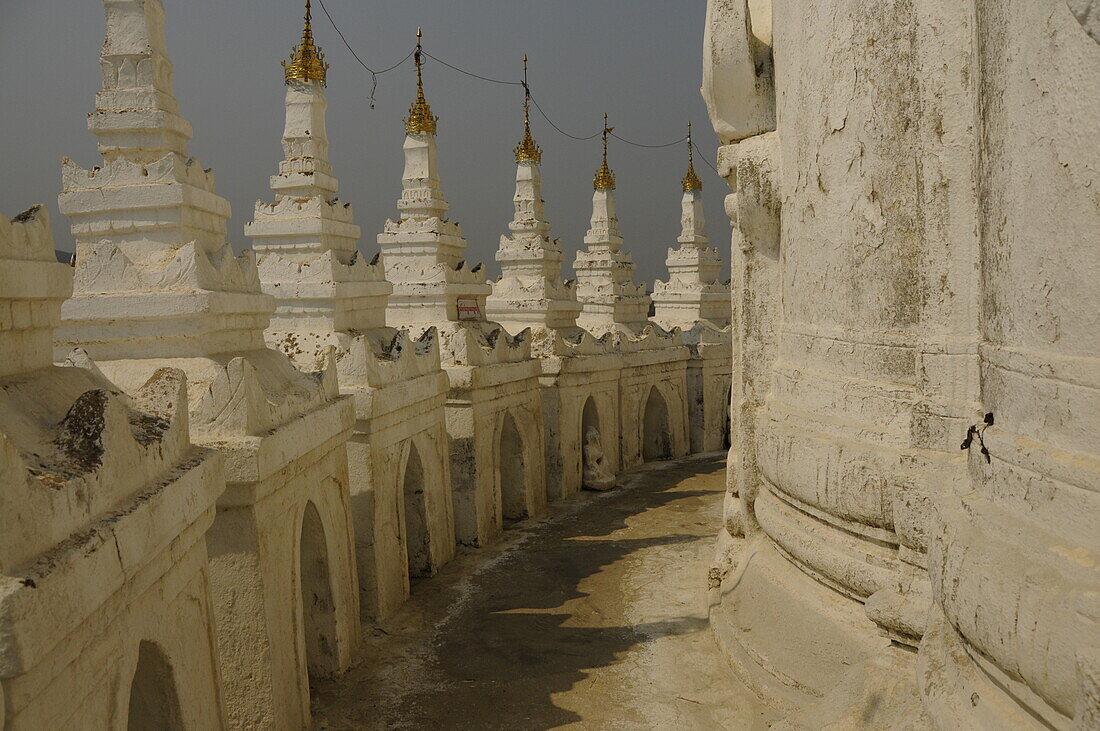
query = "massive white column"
(652, 128, 730, 330)
(573, 119, 651, 335)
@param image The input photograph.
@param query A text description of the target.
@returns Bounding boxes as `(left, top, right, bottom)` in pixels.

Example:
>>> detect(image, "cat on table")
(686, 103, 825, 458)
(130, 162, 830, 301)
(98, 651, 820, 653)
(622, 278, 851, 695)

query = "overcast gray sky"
(0, 0, 727, 286)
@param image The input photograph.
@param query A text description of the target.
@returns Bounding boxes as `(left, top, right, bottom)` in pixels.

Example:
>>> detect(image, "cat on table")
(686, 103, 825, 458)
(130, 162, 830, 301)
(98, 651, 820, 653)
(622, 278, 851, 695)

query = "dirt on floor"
(311, 455, 779, 730)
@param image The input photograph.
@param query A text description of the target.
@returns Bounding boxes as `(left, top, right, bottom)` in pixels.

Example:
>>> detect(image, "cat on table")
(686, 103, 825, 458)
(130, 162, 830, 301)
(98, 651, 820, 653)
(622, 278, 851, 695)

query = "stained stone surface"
(311, 456, 777, 730)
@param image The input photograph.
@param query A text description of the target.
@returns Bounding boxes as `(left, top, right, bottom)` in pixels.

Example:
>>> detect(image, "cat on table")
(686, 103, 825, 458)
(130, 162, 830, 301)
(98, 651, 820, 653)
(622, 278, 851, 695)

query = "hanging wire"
(313, 0, 724, 179)
(527, 92, 602, 141)
(315, 0, 416, 108)
(421, 51, 524, 86)
(611, 132, 688, 149)
(692, 141, 722, 177)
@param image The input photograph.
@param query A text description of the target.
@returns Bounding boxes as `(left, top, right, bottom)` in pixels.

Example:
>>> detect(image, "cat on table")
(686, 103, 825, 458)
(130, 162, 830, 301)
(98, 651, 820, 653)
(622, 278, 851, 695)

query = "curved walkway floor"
(312, 455, 778, 730)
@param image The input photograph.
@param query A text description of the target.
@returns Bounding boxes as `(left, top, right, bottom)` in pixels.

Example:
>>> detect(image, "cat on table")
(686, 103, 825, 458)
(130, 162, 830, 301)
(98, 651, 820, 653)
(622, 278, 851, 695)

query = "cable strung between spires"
(310, 1, 717, 174)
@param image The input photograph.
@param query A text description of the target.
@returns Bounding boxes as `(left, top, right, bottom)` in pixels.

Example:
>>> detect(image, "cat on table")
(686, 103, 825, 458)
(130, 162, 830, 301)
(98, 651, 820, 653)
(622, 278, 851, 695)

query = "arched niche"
(642, 386, 673, 462)
(402, 441, 431, 577)
(498, 412, 528, 523)
(299, 500, 339, 679)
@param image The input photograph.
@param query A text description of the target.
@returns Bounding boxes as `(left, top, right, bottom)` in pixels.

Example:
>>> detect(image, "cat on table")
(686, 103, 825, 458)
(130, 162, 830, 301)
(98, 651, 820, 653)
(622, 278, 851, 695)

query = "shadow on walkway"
(312, 456, 726, 730)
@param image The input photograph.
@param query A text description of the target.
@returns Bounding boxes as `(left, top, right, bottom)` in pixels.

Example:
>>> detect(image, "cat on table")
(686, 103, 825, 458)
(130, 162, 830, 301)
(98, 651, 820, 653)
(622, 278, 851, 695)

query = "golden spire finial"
(514, 54, 543, 164)
(405, 27, 438, 135)
(593, 112, 616, 191)
(283, 0, 329, 86)
(682, 121, 703, 192)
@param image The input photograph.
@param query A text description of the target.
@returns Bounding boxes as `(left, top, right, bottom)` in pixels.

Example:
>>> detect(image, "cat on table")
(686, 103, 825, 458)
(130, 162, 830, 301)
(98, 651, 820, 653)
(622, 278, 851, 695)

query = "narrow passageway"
(311, 456, 777, 730)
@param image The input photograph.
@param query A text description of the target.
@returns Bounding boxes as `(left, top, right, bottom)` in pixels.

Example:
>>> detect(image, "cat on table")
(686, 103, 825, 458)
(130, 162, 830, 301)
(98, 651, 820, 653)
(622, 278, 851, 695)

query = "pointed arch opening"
(642, 386, 673, 462)
(581, 396, 614, 490)
(127, 641, 184, 731)
(498, 412, 528, 523)
(300, 500, 339, 679)
(402, 441, 431, 577)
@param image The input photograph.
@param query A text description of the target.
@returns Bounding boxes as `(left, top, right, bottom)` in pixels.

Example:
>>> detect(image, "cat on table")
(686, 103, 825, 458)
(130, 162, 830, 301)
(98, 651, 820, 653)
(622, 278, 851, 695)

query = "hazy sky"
(0, 0, 727, 286)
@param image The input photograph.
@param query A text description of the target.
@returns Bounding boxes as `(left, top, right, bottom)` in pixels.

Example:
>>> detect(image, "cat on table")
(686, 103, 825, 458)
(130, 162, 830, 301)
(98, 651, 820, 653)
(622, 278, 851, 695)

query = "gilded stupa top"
(405, 28, 438, 136)
(283, 0, 329, 86)
(593, 114, 616, 191)
(682, 122, 703, 192)
(514, 55, 542, 165)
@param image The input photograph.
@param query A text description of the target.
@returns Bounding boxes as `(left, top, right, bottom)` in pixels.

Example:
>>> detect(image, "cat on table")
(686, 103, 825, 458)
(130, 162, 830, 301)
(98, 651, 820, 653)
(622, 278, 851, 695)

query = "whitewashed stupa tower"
(247, 3, 455, 623)
(379, 35, 546, 548)
(573, 117, 651, 335)
(378, 29, 491, 327)
(487, 60, 622, 500)
(486, 57, 582, 336)
(55, 2, 360, 727)
(652, 124, 729, 329)
(247, 0, 389, 353)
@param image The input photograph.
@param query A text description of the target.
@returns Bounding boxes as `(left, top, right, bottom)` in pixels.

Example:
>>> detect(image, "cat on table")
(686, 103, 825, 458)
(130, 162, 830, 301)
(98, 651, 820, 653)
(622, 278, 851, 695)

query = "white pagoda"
(573, 117, 652, 335)
(487, 63, 623, 496)
(54, 2, 359, 726)
(652, 124, 730, 330)
(378, 34, 546, 547)
(247, 2, 456, 622)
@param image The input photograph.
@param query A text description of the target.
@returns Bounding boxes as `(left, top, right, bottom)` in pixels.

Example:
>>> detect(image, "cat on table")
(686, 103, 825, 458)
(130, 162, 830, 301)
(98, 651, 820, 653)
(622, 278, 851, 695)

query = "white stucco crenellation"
(0, 204, 226, 730)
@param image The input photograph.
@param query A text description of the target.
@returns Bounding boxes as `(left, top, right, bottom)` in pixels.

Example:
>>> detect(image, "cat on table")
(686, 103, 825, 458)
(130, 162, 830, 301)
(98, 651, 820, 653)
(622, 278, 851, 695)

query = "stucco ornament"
(582, 427, 616, 491)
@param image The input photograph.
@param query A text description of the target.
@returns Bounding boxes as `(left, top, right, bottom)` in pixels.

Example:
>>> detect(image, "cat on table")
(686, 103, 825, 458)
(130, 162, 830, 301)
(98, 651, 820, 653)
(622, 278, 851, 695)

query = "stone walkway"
(312, 455, 777, 730)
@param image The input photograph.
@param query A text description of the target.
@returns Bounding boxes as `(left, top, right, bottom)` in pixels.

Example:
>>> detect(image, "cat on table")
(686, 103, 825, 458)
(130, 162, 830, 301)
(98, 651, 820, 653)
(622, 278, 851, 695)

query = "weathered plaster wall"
(921, 2, 1100, 726)
(206, 418, 359, 729)
(0, 205, 226, 731)
(707, 0, 1100, 726)
(445, 353, 546, 545)
(346, 375, 454, 621)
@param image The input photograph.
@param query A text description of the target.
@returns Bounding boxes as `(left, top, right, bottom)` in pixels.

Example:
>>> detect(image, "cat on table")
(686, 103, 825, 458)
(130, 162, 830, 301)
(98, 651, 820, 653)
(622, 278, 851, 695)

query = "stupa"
(573, 117, 652, 335)
(378, 33, 546, 546)
(652, 124, 730, 331)
(248, 2, 455, 621)
(486, 64, 623, 495)
(54, 1, 359, 727)
(653, 126, 733, 453)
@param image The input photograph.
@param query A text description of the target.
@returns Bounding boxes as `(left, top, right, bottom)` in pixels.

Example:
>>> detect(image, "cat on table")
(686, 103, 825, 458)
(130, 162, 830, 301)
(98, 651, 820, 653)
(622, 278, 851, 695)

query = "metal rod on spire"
(594, 113, 616, 190)
(515, 54, 542, 164)
(603, 112, 611, 163)
(406, 27, 437, 135)
(683, 121, 703, 192)
(415, 27, 424, 90)
(523, 54, 531, 123)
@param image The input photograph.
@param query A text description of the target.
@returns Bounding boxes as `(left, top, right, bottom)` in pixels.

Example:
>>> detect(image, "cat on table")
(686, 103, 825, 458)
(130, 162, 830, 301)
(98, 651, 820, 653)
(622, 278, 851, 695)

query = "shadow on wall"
(642, 386, 673, 462)
(127, 641, 184, 731)
(316, 458, 725, 728)
(300, 501, 339, 680)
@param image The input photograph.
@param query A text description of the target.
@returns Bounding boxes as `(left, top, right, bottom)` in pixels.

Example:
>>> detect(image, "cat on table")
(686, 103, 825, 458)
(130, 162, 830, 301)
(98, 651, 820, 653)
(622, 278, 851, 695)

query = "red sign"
(457, 298, 482, 321)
